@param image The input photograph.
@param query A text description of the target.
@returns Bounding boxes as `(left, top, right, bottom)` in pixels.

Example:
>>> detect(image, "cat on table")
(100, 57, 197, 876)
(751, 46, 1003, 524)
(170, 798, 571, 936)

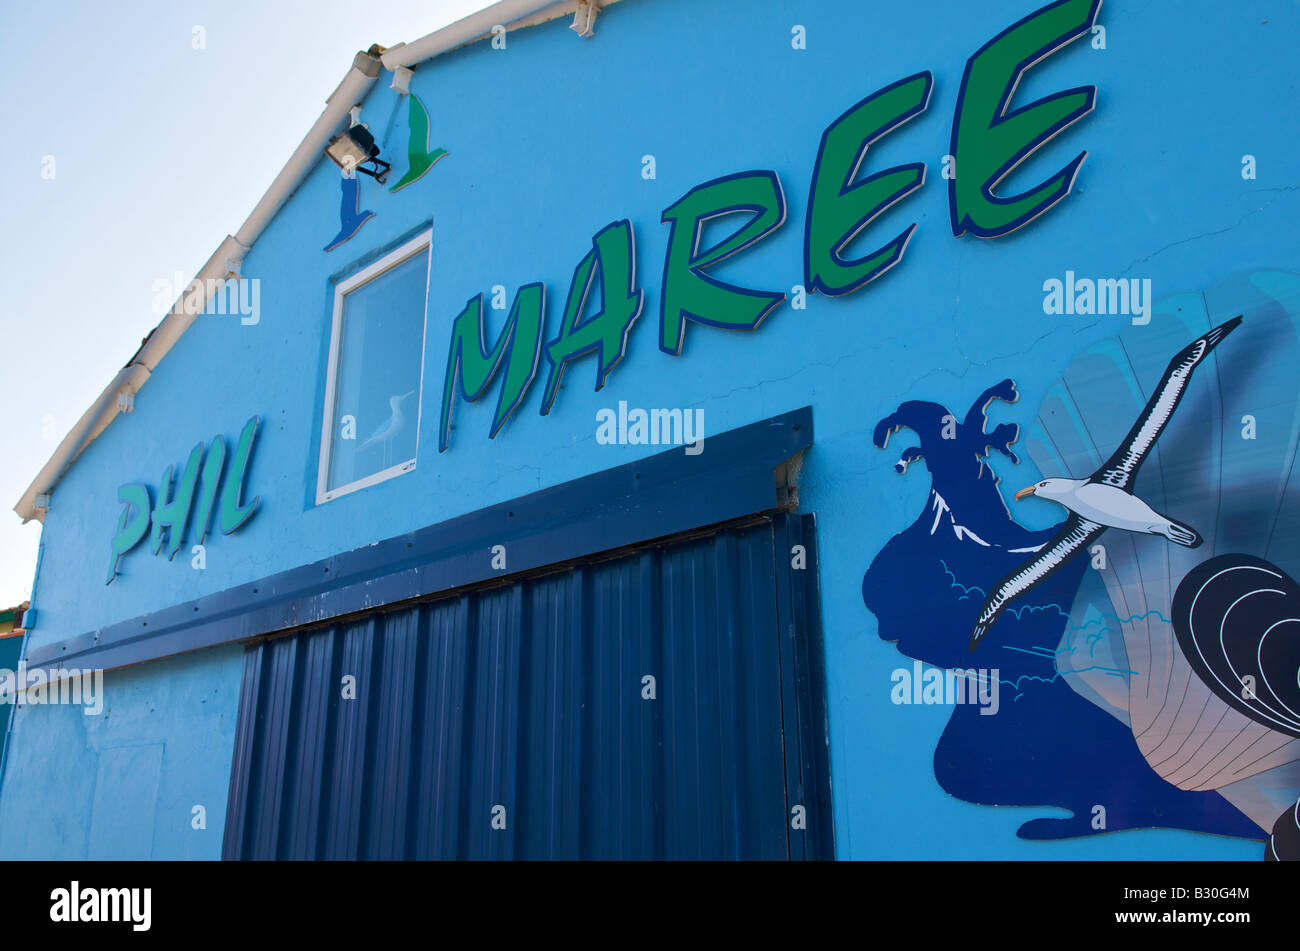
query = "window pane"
(327, 250, 427, 492)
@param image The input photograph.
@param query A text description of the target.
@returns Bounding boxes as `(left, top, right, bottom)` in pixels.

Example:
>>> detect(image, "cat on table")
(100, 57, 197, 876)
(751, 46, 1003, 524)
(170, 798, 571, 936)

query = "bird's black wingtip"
(1210, 314, 1244, 341)
(968, 624, 987, 652)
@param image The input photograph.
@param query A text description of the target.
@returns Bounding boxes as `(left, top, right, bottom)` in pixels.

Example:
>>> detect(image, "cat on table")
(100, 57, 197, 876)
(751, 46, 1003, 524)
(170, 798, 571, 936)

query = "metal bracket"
(116, 391, 135, 413)
(571, 0, 599, 38)
(390, 65, 414, 95)
(775, 450, 805, 510)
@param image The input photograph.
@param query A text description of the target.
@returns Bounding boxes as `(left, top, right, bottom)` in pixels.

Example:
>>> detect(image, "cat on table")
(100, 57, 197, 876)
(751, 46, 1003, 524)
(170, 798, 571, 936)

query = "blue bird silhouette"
(324, 173, 375, 252)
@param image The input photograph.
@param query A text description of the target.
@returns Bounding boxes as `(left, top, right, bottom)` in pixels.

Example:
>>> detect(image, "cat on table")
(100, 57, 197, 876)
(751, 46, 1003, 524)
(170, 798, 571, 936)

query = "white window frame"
(316, 229, 432, 504)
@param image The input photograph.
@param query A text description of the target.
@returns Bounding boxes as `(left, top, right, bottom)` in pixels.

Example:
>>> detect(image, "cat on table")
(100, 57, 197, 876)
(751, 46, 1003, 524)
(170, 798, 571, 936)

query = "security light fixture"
(324, 125, 391, 184)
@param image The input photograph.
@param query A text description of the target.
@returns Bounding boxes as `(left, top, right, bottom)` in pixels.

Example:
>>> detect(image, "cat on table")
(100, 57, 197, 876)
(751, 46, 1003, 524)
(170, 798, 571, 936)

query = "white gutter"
(380, 0, 612, 70)
(240, 51, 384, 244)
(14, 51, 383, 523)
(15, 0, 625, 524)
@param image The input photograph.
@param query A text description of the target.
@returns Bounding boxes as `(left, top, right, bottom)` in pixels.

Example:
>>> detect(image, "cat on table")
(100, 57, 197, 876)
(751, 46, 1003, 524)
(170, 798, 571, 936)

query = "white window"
(317, 230, 431, 503)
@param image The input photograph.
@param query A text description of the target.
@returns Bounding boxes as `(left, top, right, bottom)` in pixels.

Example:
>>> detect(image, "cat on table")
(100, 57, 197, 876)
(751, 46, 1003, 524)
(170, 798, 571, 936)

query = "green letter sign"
(805, 72, 932, 297)
(106, 415, 261, 583)
(438, 284, 545, 451)
(540, 220, 643, 415)
(108, 484, 152, 583)
(949, 0, 1099, 238)
(659, 171, 787, 355)
(151, 442, 202, 559)
(431, 1, 1102, 453)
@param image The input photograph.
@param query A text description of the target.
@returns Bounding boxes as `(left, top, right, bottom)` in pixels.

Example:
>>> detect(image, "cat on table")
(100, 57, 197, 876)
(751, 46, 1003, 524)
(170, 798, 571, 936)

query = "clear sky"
(0, 0, 496, 607)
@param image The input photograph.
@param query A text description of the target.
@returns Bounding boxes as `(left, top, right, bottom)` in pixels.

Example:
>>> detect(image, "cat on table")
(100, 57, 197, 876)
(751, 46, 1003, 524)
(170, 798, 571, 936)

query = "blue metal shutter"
(223, 512, 831, 859)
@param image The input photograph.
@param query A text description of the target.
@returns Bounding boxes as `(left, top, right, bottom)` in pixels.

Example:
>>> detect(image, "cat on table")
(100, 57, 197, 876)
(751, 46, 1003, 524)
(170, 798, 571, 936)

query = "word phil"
(891, 661, 1001, 716)
(596, 402, 705, 455)
(107, 416, 261, 583)
(439, 0, 1101, 451)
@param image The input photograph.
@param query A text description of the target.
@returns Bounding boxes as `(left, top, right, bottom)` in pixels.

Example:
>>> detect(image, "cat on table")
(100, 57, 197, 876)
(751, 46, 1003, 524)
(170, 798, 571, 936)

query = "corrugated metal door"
(223, 512, 831, 860)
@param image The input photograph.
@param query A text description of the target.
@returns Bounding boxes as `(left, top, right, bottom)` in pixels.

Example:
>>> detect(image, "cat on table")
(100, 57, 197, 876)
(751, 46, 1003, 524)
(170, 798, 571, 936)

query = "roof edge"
(15, 0, 625, 524)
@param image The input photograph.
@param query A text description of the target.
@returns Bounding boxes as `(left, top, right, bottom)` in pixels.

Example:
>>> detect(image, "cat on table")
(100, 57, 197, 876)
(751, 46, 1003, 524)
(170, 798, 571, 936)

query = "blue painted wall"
(0, 645, 242, 859)
(2, 0, 1296, 857)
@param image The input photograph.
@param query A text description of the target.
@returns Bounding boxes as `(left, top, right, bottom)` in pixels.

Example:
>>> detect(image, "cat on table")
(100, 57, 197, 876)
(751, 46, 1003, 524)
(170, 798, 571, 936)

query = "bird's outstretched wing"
(969, 513, 1104, 650)
(1090, 315, 1242, 490)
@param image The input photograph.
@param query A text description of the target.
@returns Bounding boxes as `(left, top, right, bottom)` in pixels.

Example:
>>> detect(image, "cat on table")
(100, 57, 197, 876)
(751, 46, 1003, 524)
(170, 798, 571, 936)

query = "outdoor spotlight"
(324, 125, 392, 184)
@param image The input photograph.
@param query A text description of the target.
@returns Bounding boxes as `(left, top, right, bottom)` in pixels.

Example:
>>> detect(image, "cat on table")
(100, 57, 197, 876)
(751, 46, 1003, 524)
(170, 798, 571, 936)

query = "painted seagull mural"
(862, 373, 1260, 842)
(969, 315, 1243, 651)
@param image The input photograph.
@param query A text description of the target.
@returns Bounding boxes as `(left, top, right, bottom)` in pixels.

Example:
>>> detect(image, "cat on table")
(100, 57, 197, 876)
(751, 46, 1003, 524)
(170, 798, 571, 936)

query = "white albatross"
(969, 315, 1243, 651)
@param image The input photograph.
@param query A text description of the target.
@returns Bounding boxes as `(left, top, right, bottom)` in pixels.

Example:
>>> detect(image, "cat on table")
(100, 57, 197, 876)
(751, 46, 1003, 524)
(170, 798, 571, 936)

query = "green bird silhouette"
(389, 93, 448, 192)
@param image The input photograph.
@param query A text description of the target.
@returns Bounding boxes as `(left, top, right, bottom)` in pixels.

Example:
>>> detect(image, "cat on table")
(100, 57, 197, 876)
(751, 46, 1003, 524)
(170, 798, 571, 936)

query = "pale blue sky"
(0, 0, 494, 606)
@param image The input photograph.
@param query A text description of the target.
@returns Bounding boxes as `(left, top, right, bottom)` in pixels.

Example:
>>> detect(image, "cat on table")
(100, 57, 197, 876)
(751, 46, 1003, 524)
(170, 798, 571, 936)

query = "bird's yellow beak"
(1014, 485, 1037, 500)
